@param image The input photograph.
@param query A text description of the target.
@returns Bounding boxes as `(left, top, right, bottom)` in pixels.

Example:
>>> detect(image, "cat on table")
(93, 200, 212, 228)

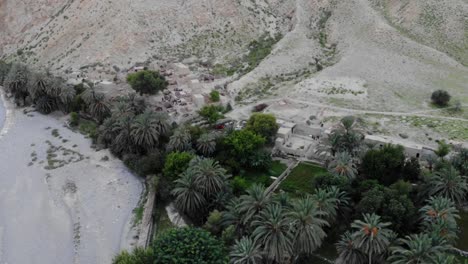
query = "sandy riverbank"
(0, 98, 143, 263)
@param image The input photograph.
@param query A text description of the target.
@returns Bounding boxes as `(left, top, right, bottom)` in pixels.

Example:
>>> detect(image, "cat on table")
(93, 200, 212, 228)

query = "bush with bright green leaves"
(198, 105, 224, 123)
(126, 70, 168, 95)
(152, 227, 228, 264)
(245, 113, 279, 141)
(210, 90, 220, 102)
(361, 144, 406, 185)
(224, 129, 266, 164)
(163, 151, 194, 181)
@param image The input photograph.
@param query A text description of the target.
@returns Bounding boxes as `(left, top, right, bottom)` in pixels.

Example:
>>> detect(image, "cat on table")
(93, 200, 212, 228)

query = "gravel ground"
(0, 101, 142, 264)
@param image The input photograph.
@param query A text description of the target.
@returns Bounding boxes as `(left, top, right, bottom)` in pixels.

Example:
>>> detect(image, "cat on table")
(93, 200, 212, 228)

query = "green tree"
(351, 213, 393, 264)
(153, 227, 228, 263)
(163, 151, 194, 181)
(420, 196, 459, 243)
(387, 233, 450, 264)
(204, 209, 224, 236)
(251, 204, 293, 263)
(288, 196, 329, 256)
(428, 166, 468, 205)
(431, 90, 451, 107)
(230, 237, 263, 264)
(126, 70, 167, 95)
(361, 144, 406, 185)
(245, 113, 279, 140)
(329, 116, 363, 156)
(224, 130, 265, 163)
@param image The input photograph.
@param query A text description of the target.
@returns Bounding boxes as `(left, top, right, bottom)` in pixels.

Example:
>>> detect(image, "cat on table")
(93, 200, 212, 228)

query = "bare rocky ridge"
(0, 0, 294, 73)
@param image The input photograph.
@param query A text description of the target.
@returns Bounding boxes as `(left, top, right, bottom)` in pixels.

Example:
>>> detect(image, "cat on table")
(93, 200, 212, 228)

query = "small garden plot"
(241, 160, 287, 186)
(280, 162, 330, 194)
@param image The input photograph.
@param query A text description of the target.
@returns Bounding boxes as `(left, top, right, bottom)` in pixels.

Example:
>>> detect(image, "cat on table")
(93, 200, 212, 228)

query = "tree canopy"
(126, 70, 168, 95)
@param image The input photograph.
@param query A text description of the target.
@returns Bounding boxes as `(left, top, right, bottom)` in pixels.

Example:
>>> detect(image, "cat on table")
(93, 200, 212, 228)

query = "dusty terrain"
(0, 97, 142, 264)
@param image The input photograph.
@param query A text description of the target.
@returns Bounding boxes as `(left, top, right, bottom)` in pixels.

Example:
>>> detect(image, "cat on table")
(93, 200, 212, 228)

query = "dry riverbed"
(0, 101, 142, 263)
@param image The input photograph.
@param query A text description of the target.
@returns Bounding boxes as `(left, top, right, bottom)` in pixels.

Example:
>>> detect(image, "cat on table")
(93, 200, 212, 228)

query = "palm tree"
(251, 204, 293, 263)
(433, 253, 458, 264)
(239, 184, 270, 226)
(197, 133, 216, 156)
(222, 197, 245, 236)
(5, 63, 30, 105)
(387, 233, 450, 264)
(191, 158, 229, 197)
(312, 188, 338, 221)
(131, 111, 160, 152)
(153, 112, 171, 136)
(328, 152, 357, 180)
(428, 166, 468, 205)
(336, 231, 367, 264)
(167, 127, 192, 152)
(230, 237, 263, 264)
(99, 117, 118, 147)
(59, 85, 76, 112)
(111, 115, 135, 155)
(288, 196, 329, 256)
(351, 213, 393, 264)
(329, 116, 363, 155)
(420, 196, 459, 226)
(88, 93, 110, 122)
(172, 170, 207, 219)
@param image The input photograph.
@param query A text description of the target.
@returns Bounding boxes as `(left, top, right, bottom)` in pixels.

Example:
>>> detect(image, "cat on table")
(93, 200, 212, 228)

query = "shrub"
(124, 152, 163, 177)
(361, 144, 406, 185)
(231, 176, 249, 194)
(431, 90, 451, 106)
(152, 227, 228, 263)
(126, 70, 168, 95)
(112, 247, 155, 264)
(435, 140, 450, 158)
(210, 90, 220, 102)
(69, 112, 80, 126)
(163, 152, 194, 181)
(198, 105, 224, 124)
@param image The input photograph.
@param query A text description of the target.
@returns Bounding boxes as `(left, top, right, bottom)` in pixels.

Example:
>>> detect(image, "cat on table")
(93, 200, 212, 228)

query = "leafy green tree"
(357, 186, 417, 234)
(431, 90, 451, 107)
(387, 233, 450, 264)
(245, 113, 279, 140)
(288, 196, 329, 256)
(428, 166, 468, 205)
(230, 237, 263, 264)
(163, 151, 194, 181)
(126, 70, 167, 95)
(336, 231, 367, 264)
(251, 204, 292, 263)
(224, 130, 265, 163)
(247, 149, 272, 170)
(402, 157, 422, 182)
(112, 247, 155, 264)
(328, 152, 357, 180)
(210, 90, 220, 102)
(152, 227, 228, 263)
(351, 213, 393, 264)
(198, 105, 224, 124)
(361, 144, 406, 185)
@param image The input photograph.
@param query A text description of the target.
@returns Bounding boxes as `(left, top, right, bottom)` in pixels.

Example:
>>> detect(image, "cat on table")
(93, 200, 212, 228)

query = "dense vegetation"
(2, 62, 468, 264)
(126, 70, 168, 95)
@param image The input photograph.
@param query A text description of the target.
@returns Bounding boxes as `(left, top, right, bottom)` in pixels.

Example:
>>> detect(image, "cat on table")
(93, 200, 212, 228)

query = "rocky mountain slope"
(1, 0, 467, 112)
